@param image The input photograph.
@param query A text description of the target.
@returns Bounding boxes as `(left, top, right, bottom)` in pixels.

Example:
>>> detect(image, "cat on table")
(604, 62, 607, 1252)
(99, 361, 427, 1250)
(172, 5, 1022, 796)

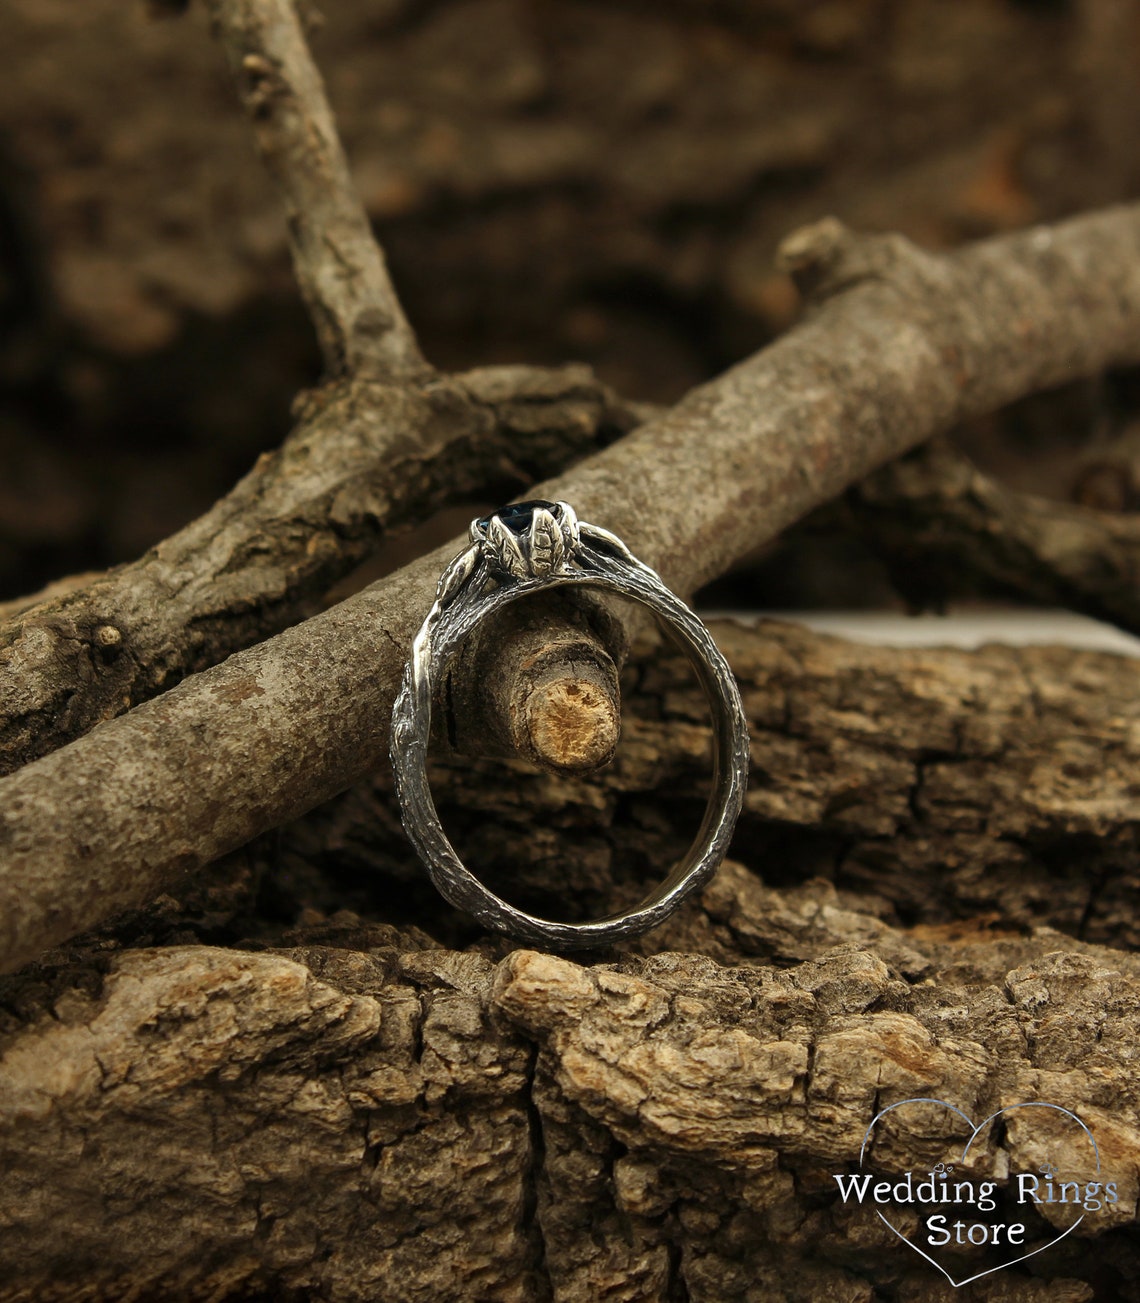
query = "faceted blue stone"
(479, 500, 559, 534)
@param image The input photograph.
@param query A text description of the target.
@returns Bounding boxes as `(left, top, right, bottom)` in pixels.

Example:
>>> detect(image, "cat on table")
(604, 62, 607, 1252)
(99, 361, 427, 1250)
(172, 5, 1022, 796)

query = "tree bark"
(849, 436, 1140, 628)
(0, 361, 637, 778)
(2, 891, 1137, 1300)
(2, 620, 1137, 1298)
(295, 617, 1140, 956)
(204, 0, 426, 381)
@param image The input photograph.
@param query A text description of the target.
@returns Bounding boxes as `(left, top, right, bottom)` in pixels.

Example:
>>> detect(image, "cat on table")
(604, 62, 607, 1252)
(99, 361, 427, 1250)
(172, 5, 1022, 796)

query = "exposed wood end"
(521, 663, 620, 774)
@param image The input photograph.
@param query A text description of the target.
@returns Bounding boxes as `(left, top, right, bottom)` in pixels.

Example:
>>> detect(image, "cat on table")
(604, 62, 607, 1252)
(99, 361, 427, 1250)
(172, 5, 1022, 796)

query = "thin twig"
(3, 206, 1140, 973)
(204, 0, 426, 380)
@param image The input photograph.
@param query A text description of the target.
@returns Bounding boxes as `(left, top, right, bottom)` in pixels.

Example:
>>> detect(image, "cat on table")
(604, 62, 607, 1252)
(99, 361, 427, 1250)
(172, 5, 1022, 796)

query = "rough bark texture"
(3, 883, 1139, 1300)
(4, 0, 1140, 612)
(5, 4, 1140, 1298)
(4, 207, 1140, 977)
(203, 0, 425, 380)
(4, 619, 1140, 1300)
(290, 618, 1140, 956)
(849, 436, 1140, 629)
(0, 0, 643, 787)
(0, 362, 636, 776)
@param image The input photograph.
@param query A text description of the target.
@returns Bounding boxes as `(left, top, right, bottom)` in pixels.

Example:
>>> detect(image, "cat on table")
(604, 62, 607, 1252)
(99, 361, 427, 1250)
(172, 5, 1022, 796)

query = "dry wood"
(3, 205, 1140, 976)
(3, 622, 1139, 1300)
(446, 589, 626, 772)
(0, 0, 644, 782)
(6, 0, 1140, 809)
(5, 3, 1140, 1300)
(0, 364, 636, 777)
(299, 618, 1140, 955)
(1073, 422, 1140, 512)
(1, 894, 1137, 1300)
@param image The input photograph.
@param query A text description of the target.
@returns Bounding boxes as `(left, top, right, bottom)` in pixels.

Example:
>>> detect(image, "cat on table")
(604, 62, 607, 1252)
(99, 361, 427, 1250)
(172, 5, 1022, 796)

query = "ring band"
(389, 500, 750, 949)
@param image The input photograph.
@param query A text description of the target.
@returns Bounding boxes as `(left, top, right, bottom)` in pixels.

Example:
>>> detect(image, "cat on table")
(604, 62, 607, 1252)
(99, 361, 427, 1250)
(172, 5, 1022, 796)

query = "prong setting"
(554, 500, 580, 548)
(472, 499, 579, 579)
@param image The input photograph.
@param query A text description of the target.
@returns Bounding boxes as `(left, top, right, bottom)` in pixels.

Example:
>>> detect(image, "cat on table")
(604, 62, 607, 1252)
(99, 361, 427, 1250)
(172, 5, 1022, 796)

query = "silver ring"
(389, 500, 750, 949)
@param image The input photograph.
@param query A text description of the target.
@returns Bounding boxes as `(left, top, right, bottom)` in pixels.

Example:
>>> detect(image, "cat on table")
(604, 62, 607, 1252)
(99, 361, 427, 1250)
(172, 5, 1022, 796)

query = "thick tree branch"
(850, 436, 1140, 629)
(204, 0, 425, 380)
(0, 365, 636, 777)
(0, 0, 648, 783)
(2, 206, 1140, 974)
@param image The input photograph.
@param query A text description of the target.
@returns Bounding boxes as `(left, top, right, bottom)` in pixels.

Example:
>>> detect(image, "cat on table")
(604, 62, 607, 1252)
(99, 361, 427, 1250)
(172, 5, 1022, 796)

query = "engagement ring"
(389, 500, 750, 948)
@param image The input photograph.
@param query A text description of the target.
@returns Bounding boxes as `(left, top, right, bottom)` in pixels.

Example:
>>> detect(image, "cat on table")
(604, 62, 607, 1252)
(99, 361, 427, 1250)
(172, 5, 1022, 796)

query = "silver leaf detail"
(487, 515, 529, 579)
(528, 508, 565, 577)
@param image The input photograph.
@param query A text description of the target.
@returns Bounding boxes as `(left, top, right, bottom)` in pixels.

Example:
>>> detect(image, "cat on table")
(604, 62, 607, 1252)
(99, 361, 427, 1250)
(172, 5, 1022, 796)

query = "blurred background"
(1, 0, 1139, 608)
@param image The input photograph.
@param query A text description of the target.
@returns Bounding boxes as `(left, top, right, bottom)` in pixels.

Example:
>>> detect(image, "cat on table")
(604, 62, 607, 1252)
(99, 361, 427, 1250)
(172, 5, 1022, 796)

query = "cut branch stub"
(444, 591, 625, 775)
(522, 660, 619, 773)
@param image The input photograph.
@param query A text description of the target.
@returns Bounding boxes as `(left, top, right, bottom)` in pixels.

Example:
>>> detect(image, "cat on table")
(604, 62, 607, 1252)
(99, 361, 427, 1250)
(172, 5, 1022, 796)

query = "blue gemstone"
(479, 500, 559, 534)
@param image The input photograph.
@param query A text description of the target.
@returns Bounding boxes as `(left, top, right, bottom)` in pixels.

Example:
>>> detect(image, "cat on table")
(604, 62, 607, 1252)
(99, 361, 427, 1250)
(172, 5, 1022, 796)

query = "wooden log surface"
(1, 908, 1134, 1302)
(296, 618, 1140, 955)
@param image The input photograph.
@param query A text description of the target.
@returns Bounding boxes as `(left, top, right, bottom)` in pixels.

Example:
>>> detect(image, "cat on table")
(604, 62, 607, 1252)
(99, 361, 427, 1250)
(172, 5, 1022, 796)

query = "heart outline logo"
(857, 1098, 1101, 1289)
